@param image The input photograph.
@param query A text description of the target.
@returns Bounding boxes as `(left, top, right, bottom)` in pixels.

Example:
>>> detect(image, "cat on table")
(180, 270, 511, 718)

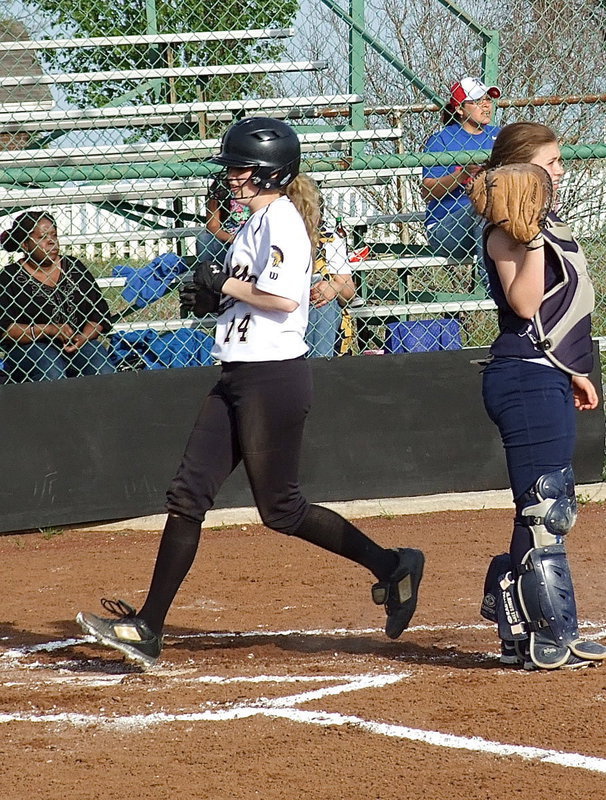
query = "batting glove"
(179, 263, 224, 317)
(194, 260, 229, 295)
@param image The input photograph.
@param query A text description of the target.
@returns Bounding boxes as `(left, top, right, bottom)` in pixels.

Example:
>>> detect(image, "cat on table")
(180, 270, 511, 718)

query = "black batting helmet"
(208, 117, 300, 189)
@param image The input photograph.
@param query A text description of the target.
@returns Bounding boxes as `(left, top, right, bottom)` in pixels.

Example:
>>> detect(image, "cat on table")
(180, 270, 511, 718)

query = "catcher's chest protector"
(488, 213, 594, 376)
(533, 215, 595, 376)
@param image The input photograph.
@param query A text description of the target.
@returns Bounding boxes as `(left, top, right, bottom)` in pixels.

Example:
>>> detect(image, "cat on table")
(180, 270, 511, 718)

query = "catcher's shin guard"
(515, 468, 606, 668)
(481, 553, 528, 663)
(480, 553, 510, 623)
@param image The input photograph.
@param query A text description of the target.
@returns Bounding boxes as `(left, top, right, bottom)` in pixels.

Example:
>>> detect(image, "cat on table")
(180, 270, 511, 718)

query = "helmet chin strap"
(227, 171, 263, 202)
(231, 183, 262, 202)
(224, 165, 283, 200)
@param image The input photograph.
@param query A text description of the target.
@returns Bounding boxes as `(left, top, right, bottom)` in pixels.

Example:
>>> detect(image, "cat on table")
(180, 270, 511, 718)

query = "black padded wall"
(0, 346, 602, 533)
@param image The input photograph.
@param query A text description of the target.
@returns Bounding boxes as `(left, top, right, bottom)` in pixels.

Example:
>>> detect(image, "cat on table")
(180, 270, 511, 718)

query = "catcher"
(468, 122, 606, 670)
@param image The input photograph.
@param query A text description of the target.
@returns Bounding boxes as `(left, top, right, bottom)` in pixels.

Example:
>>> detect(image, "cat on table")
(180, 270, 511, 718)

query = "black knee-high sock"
(138, 514, 202, 635)
(290, 504, 398, 581)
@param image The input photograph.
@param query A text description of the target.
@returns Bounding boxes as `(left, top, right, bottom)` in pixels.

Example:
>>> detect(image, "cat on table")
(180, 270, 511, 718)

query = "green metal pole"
(145, 0, 162, 103)
(482, 30, 500, 89)
(435, 0, 491, 35)
(2, 144, 606, 185)
(349, 0, 366, 159)
(482, 29, 500, 123)
(320, 0, 443, 105)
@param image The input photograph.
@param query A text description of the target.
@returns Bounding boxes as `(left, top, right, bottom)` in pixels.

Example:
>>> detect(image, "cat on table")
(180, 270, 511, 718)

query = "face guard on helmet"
(208, 117, 301, 190)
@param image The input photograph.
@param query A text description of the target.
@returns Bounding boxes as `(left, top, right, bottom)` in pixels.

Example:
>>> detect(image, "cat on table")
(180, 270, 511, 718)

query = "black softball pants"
(166, 357, 313, 531)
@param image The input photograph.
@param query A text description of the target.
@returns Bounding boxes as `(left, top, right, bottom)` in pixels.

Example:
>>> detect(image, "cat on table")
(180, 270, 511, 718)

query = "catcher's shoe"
(508, 639, 593, 671)
(372, 547, 425, 639)
(76, 598, 162, 668)
(524, 653, 594, 671)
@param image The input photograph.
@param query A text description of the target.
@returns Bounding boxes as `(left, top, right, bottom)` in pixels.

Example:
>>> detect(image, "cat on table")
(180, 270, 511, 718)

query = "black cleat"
(371, 547, 425, 639)
(524, 652, 593, 671)
(76, 598, 162, 668)
(569, 639, 606, 661)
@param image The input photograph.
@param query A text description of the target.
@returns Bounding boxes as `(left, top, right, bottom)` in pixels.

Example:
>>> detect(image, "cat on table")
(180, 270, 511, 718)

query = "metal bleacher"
(0, 25, 365, 254)
(0, 22, 495, 355)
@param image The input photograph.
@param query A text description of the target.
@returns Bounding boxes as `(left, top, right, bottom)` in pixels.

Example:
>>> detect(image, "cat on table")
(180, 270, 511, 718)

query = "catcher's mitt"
(467, 163, 553, 245)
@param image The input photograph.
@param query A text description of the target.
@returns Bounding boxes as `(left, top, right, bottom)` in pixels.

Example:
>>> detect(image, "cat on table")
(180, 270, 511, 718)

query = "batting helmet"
(208, 117, 301, 189)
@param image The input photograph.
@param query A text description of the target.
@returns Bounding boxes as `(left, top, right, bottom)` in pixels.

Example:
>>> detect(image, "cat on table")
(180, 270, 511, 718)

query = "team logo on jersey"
(269, 245, 284, 280)
(271, 246, 284, 267)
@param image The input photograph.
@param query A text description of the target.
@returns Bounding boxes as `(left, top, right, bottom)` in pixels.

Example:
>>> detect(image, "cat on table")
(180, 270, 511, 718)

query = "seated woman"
(0, 211, 114, 382)
(421, 76, 500, 287)
(195, 174, 250, 265)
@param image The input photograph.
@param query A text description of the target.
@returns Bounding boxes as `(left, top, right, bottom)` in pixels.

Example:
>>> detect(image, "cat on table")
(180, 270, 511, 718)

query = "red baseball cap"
(450, 77, 501, 106)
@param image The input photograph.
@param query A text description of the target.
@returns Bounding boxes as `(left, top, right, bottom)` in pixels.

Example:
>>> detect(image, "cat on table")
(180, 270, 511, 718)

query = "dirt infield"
(1, 504, 605, 800)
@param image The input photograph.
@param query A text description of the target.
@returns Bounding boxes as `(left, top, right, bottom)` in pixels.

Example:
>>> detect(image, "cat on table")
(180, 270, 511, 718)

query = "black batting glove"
(178, 282, 221, 317)
(178, 282, 198, 317)
(179, 262, 227, 319)
(194, 260, 228, 295)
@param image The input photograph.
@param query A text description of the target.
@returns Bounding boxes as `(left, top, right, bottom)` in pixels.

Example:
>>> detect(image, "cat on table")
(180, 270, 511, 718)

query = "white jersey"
(212, 195, 312, 362)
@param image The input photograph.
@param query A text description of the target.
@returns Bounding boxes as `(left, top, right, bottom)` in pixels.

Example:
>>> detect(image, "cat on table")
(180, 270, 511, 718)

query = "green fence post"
(482, 28, 500, 124)
(349, 0, 365, 160)
(145, 0, 163, 103)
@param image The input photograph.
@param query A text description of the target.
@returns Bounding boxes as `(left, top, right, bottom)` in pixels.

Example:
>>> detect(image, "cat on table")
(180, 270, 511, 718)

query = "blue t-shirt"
(422, 124, 500, 224)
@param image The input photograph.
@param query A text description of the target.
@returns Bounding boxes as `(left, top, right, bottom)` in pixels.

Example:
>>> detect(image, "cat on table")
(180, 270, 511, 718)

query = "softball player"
(77, 117, 424, 667)
(475, 122, 606, 669)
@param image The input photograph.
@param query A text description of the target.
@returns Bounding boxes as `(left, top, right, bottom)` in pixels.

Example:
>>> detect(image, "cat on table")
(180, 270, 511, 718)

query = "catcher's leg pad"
(480, 553, 510, 623)
(481, 554, 528, 665)
(481, 553, 526, 639)
(517, 544, 606, 668)
(496, 570, 527, 644)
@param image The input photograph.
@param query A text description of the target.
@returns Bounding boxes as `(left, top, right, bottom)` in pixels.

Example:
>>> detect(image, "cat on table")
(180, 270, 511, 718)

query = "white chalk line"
(1, 623, 606, 774)
(0, 623, 461, 666)
(0, 669, 604, 774)
(1, 620, 605, 673)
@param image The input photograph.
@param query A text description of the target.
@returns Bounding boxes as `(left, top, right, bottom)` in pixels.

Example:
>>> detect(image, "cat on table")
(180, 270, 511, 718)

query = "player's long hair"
(486, 122, 557, 168)
(285, 174, 321, 252)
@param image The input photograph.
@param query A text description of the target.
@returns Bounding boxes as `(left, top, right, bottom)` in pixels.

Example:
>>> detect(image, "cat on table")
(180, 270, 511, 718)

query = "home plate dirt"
(1, 505, 605, 799)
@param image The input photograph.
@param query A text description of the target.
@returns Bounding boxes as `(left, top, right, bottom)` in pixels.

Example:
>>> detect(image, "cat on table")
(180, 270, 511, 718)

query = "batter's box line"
(167, 619, 606, 641)
(0, 672, 604, 776)
(1, 620, 605, 663)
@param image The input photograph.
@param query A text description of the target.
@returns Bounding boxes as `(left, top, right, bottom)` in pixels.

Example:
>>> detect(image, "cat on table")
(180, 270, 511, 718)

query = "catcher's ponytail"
(487, 122, 557, 169)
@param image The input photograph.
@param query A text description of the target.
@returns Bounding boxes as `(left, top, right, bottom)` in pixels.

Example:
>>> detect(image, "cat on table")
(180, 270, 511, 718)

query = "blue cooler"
(384, 319, 462, 353)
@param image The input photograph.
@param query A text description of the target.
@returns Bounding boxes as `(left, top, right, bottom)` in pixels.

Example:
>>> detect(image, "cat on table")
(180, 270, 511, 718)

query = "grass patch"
(40, 527, 64, 539)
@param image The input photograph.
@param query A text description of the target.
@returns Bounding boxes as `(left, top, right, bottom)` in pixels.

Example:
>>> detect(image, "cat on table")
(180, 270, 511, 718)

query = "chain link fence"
(0, 0, 604, 381)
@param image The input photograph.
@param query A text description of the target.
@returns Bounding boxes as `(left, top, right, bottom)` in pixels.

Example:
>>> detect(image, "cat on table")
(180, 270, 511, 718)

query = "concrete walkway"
(75, 482, 606, 532)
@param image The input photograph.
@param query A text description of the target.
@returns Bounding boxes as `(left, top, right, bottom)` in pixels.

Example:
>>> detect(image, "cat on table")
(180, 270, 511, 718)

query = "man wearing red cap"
(421, 77, 501, 290)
